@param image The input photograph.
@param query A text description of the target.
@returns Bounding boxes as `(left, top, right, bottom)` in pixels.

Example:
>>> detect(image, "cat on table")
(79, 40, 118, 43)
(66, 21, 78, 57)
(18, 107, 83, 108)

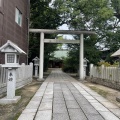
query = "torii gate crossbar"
(29, 29, 96, 80)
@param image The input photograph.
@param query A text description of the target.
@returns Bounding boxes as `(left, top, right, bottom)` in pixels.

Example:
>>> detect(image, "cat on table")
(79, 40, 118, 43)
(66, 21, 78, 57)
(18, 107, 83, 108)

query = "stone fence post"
(30, 62, 33, 81)
(101, 65, 104, 79)
(90, 64, 93, 78)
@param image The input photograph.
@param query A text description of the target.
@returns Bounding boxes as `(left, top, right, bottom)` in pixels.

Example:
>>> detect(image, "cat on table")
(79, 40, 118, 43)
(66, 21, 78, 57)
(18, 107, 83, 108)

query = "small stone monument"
(32, 56, 39, 77)
(0, 40, 26, 104)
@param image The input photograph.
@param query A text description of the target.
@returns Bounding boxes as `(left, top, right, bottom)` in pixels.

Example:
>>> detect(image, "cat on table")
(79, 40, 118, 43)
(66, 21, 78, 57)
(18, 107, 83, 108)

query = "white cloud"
(58, 24, 74, 40)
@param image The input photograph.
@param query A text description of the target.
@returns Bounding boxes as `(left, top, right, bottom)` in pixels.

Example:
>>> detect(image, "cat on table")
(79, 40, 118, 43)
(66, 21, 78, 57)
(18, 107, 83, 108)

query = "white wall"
(90, 64, 120, 82)
(0, 63, 33, 97)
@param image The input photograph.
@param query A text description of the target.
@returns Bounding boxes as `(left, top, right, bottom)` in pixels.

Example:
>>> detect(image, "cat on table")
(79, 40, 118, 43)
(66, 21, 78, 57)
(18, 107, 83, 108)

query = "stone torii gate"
(29, 29, 95, 80)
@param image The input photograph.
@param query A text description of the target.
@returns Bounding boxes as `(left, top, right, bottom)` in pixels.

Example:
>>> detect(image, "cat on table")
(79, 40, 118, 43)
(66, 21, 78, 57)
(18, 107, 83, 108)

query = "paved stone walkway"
(18, 69, 120, 120)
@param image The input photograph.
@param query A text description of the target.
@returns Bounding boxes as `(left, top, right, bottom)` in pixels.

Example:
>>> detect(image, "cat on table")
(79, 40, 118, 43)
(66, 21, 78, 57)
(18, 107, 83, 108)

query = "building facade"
(0, 0, 30, 64)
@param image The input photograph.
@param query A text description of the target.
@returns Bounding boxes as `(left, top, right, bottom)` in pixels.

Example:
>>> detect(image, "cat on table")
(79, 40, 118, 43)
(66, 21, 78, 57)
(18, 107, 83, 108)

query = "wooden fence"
(89, 64, 120, 90)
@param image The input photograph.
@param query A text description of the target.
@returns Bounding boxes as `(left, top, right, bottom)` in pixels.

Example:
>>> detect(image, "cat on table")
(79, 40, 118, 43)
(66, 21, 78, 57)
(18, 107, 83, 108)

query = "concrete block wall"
(86, 77, 120, 90)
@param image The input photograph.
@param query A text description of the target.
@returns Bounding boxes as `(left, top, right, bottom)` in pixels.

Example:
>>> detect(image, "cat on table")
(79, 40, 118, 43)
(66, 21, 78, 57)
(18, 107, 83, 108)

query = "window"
(15, 8, 22, 26)
(7, 54, 15, 63)
(0, 0, 2, 7)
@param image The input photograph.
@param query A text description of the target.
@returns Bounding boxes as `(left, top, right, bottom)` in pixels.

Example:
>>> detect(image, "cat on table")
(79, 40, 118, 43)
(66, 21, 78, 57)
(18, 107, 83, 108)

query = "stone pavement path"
(18, 69, 120, 120)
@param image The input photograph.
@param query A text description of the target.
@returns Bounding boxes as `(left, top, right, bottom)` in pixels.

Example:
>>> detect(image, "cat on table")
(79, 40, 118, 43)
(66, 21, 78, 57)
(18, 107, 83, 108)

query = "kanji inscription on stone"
(8, 72, 13, 81)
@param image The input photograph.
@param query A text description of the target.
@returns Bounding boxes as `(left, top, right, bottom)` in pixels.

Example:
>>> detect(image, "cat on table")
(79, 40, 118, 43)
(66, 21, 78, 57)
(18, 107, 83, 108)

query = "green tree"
(62, 35, 101, 73)
(53, 0, 113, 31)
(111, 0, 120, 20)
(29, 0, 62, 71)
(53, 0, 120, 66)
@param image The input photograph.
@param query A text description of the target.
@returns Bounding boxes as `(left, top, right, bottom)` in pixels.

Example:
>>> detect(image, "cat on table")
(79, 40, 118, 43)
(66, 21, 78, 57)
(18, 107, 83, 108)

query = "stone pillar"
(90, 64, 93, 78)
(101, 65, 104, 79)
(30, 62, 33, 82)
(83, 65, 86, 78)
(79, 34, 84, 80)
(35, 66, 38, 77)
(7, 68, 16, 99)
(39, 32, 44, 80)
(119, 57, 120, 68)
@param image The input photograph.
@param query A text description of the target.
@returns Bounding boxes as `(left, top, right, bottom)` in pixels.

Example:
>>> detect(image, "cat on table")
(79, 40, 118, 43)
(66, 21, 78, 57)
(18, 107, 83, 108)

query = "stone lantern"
(32, 56, 39, 77)
(0, 40, 26, 104)
(84, 58, 88, 67)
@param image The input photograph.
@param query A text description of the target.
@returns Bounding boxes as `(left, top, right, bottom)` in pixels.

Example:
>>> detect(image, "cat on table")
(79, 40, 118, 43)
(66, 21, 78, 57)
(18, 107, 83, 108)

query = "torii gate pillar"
(39, 32, 44, 80)
(79, 34, 84, 80)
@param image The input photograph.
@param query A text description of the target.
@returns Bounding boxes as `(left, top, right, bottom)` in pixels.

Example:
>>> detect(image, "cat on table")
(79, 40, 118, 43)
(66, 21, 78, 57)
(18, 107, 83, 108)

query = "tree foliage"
(29, 0, 120, 72)
(29, 0, 62, 71)
(111, 0, 120, 20)
(53, 0, 113, 31)
(52, 0, 120, 72)
(63, 35, 101, 73)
